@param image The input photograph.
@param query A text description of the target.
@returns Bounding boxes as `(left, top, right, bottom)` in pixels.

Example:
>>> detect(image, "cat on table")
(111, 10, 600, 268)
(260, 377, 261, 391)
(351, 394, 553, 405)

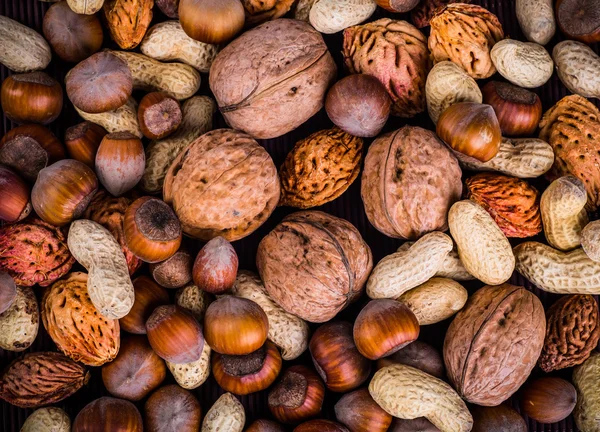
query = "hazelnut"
(179, 0, 245, 44)
(0, 272, 17, 315)
(120, 276, 170, 334)
(65, 122, 107, 168)
(1, 72, 63, 125)
(470, 404, 527, 432)
(149, 247, 193, 289)
(293, 420, 350, 432)
(389, 417, 440, 432)
(0, 165, 31, 223)
(334, 388, 393, 432)
(192, 236, 239, 294)
(519, 377, 577, 423)
(556, 0, 600, 43)
(95, 132, 145, 197)
(73, 397, 143, 432)
(245, 419, 286, 432)
(156, 0, 180, 18)
(138, 92, 182, 140)
(376, 0, 420, 12)
(376, 340, 444, 379)
(144, 385, 202, 432)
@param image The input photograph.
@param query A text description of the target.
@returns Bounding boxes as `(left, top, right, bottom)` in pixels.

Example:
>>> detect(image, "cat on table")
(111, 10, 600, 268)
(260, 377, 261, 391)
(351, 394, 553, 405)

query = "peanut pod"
(202, 392, 245, 432)
(397, 241, 475, 281)
(515, 0, 555, 45)
(582, 221, 600, 263)
(309, 0, 377, 34)
(553, 40, 600, 100)
(67, 0, 104, 14)
(573, 352, 600, 432)
(490, 39, 554, 88)
(167, 341, 211, 390)
(0, 15, 51, 72)
(74, 98, 142, 138)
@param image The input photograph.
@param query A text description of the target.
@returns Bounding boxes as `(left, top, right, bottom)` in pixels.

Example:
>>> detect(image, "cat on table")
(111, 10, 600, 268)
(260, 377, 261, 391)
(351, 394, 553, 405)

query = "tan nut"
(166, 340, 211, 390)
(490, 39, 554, 88)
(0, 15, 51, 73)
(582, 221, 600, 262)
(553, 40, 600, 99)
(0, 286, 38, 352)
(21, 407, 71, 432)
(201, 392, 245, 432)
(516, 0, 555, 45)
(396, 242, 475, 281)
(309, 0, 377, 34)
(573, 351, 600, 432)
(74, 98, 142, 138)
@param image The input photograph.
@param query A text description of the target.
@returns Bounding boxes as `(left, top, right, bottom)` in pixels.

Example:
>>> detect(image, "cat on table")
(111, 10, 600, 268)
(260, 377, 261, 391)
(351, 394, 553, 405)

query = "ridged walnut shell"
(42, 272, 120, 366)
(257, 211, 372, 323)
(429, 3, 504, 79)
(163, 129, 280, 241)
(103, 0, 153, 49)
(0, 218, 75, 287)
(0, 352, 90, 408)
(343, 18, 429, 117)
(465, 172, 542, 238)
(539, 95, 600, 211)
(538, 295, 600, 372)
(279, 128, 363, 209)
(361, 126, 462, 239)
(444, 284, 546, 406)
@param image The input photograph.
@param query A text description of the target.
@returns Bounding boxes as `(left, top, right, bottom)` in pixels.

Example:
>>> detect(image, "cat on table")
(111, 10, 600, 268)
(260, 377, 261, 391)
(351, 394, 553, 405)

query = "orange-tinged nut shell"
(0, 165, 31, 223)
(179, 0, 245, 44)
(95, 132, 145, 197)
(246, 419, 286, 432)
(120, 276, 170, 334)
(334, 388, 393, 432)
(65, 122, 107, 168)
(144, 385, 202, 432)
(411, 0, 469, 28)
(376, 0, 420, 13)
(138, 92, 182, 140)
(103, 0, 154, 50)
(294, 420, 350, 432)
(192, 236, 238, 294)
(73, 397, 143, 432)
(520, 377, 576, 423)
(1, 72, 63, 125)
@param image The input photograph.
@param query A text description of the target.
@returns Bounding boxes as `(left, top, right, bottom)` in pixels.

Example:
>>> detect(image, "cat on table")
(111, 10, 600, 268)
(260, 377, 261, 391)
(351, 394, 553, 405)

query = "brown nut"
(73, 397, 143, 432)
(192, 236, 238, 294)
(144, 385, 202, 432)
(120, 276, 170, 334)
(0, 272, 17, 314)
(246, 419, 286, 432)
(138, 92, 182, 140)
(1, 72, 63, 125)
(95, 132, 145, 197)
(389, 417, 439, 432)
(376, 340, 444, 379)
(556, 0, 600, 43)
(376, 0, 419, 12)
(179, 0, 245, 44)
(65, 122, 107, 168)
(470, 404, 527, 432)
(520, 377, 577, 423)
(0, 166, 31, 223)
(103, 0, 153, 50)
(294, 420, 350, 432)
(156, 0, 180, 17)
(334, 388, 393, 432)
(150, 247, 193, 289)
(411, 0, 468, 28)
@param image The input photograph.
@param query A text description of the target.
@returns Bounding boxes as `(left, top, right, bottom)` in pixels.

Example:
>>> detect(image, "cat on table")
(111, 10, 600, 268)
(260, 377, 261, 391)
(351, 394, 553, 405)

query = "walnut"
(429, 3, 504, 79)
(103, 0, 153, 50)
(242, 0, 296, 26)
(343, 18, 429, 117)
(279, 128, 363, 209)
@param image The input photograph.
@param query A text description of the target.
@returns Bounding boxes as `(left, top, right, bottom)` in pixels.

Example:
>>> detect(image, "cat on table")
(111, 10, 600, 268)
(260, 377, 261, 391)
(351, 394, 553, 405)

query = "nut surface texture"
(582, 220, 600, 262)
(573, 351, 600, 432)
(0, 15, 51, 73)
(516, 0, 555, 44)
(201, 392, 245, 432)
(243, 0, 296, 26)
(0, 285, 38, 352)
(74, 98, 142, 138)
(21, 407, 71, 432)
(553, 41, 600, 99)
(103, 0, 153, 49)
(490, 39, 554, 88)
(166, 341, 211, 390)
(309, 0, 377, 34)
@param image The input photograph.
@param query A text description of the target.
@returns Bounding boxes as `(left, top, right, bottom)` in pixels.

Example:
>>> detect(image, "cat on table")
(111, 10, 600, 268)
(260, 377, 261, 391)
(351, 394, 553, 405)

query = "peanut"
(202, 392, 245, 432)
(573, 351, 600, 432)
(175, 284, 210, 321)
(582, 221, 600, 263)
(397, 242, 475, 281)
(67, 0, 104, 13)
(166, 341, 211, 390)
(366, 232, 453, 299)
(448, 200, 515, 285)
(21, 407, 71, 432)
(0, 286, 38, 352)
(75, 98, 142, 138)
(541, 175, 589, 251)
(309, 0, 377, 34)
(369, 364, 473, 432)
(515, 0, 555, 45)
(553, 40, 600, 100)
(67, 220, 134, 319)
(0, 15, 51, 72)
(490, 39, 554, 88)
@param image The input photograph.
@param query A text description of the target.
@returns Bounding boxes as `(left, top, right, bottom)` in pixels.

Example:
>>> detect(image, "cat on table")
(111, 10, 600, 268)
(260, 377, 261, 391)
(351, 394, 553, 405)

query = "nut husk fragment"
(103, 0, 154, 49)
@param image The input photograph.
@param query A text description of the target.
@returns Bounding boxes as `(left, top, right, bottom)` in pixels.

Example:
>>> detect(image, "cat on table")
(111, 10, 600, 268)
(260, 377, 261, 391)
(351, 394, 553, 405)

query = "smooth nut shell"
(376, 340, 444, 379)
(73, 397, 143, 432)
(150, 247, 193, 289)
(120, 276, 170, 334)
(144, 385, 202, 432)
(1, 72, 63, 125)
(520, 377, 577, 423)
(179, 0, 245, 44)
(556, 0, 600, 43)
(246, 419, 286, 432)
(334, 388, 392, 432)
(192, 236, 238, 293)
(95, 132, 145, 197)
(470, 404, 527, 432)
(65, 122, 107, 168)
(0, 166, 31, 223)
(294, 420, 350, 432)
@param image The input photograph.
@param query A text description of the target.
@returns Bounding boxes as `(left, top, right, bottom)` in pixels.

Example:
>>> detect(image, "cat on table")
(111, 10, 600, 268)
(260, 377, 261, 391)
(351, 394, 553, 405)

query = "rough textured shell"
(201, 392, 245, 432)
(75, 98, 142, 138)
(454, 137, 554, 178)
(309, 0, 377, 34)
(0, 218, 75, 287)
(443, 284, 546, 406)
(425, 61, 482, 124)
(539, 95, 600, 210)
(553, 41, 600, 99)
(257, 211, 372, 323)
(140, 21, 219, 73)
(369, 364, 472, 432)
(490, 39, 554, 88)
(279, 128, 363, 209)
(42, 272, 120, 366)
(0, 15, 51, 72)
(67, 220, 135, 319)
(103, 0, 153, 49)
(411, 0, 468, 28)
(343, 19, 429, 117)
(582, 221, 600, 262)
(175, 284, 210, 321)
(361, 126, 462, 239)
(21, 407, 71, 432)
(67, 0, 104, 14)
(294, 0, 317, 20)
(210, 19, 337, 139)
(515, 0, 555, 45)
(243, 0, 296, 25)
(573, 352, 600, 432)
(231, 271, 309, 360)
(163, 129, 279, 241)
(448, 200, 515, 285)
(0, 286, 38, 352)
(539, 295, 600, 372)
(142, 96, 215, 194)
(367, 232, 453, 299)
(399, 241, 475, 281)
(167, 341, 211, 390)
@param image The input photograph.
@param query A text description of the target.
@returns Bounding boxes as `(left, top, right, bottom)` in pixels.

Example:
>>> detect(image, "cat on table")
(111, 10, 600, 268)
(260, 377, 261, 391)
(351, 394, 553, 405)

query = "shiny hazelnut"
(212, 340, 282, 395)
(1, 72, 63, 125)
(245, 419, 286, 432)
(353, 299, 420, 360)
(376, 0, 420, 12)
(43, 1, 103, 63)
(436, 102, 502, 162)
(204, 296, 268, 355)
(146, 304, 204, 364)
(73, 397, 143, 432)
(556, 0, 600, 43)
(309, 321, 371, 393)
(192, 236, 239, 294)
(268, 365, 325, 424)
(0, 272, 17, 315)
(65, 52, 133, 114)
(101, 335, 166, 401)
(376, 340, 444, 379)
(179, 0, 245, 44)
(156, 0, 180, 18)
(334, 388, 393, 432)
(31, 159, 99, 226)
(0, 165, 31, 223)
(294, 420, 350, 432)
(389, 417, 440, 432)
(123, 196, 182, 263)
(481, 82, 542, 137)
(0, 124, 65, 182)
(325, 74, 391, 138)
(138, 92, 182, 140)
(120, 276, 170, 334)
(95, 132, 145, 197)
(149, 247, 193, 289)
(471, 404, 527, 432)
(144, 385, 202, 432)
(519, 377, 577, 423)
(65, 122, 107, 168)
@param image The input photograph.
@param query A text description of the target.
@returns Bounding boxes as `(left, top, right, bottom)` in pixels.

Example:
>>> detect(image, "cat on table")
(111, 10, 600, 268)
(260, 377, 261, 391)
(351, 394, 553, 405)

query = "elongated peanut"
(367, 232, 453, 299)
(490, 39, 554, 88)
(514, 241, 600, 294)
(541, 175, 588, 251)
(553, 41, 600, 100)
(516, 0, 555, 45)
(582, 221, 600, 263)
(166, 341, 211, 390)
(397, 278, 467, 325)
(202, 392, 245, 432)
(75, 98, 142, 138)
(0, 15, 51, 72)
(573, 352, 600, 432)
(397, 242, 475, 281)
(309, 0, 377, 34)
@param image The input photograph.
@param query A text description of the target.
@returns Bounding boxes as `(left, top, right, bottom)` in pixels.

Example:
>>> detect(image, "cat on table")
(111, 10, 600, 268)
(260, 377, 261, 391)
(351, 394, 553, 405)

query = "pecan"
(103, 0, 154, 50)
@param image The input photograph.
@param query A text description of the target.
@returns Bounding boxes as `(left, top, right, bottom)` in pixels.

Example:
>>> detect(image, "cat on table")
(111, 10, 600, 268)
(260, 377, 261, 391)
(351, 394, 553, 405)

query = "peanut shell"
(553, 41, 600, 99)
(310, 0, 377, 34)
(202, 392, 245, 432)
(0, 15, 51, 72)
(167, 340, 211, 390)
(573, 352, 600, 432)
(21, 407, 71, 432)
(0, 286, 38, 352)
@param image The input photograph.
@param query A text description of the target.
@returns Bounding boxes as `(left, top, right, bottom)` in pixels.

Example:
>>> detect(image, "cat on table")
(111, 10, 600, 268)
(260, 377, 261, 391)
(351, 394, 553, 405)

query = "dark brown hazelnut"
(138, 92, 183, 140)
(519, 377, 577, 423)
(1, 72, 63, 125)
(0, 165, 31, 223)
(245, 419, 286, 432)
(0, 271, 17, 315)
(376, 0, 420, 13)
(144, 385, 202, 432)
(376, 340, 444, 379)
(149, 247, 193, 289)
(95, 132, 145, 197)
(334, 388, 393, 432)
(293, 420, 350, 432)
(73, 397, 143, 432)
(179, 0, 245, 44)
(156, 0, 180, 18)
(120, 276, 170, 334)
(470, 404, 527, 432)
(556, 0, 600, 43)
(192, 236, 239, 294)
(389, 417, 440, 432)
(65, 121, 107, 168)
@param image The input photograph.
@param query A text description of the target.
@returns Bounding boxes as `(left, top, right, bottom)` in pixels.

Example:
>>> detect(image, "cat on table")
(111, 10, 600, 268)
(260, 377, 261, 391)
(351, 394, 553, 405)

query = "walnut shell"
(465, 173, 542, 238)
(163, 129, 280, 241)
(242, 0, 296, 26)
(443, 284, 546, 406)
(0, 218, 75, 287)
(538, 295, 600, 372)
(103, 0, 153, 49)
(209, 19, 337, 139)
(343, 18, 429, 117)
(42, 272, 120, 366)
(361, 126, 462, 239)
(429, 3, 504, 79)
(280, 128, 363, 209)
(0, 286, 39, 352)
(257, 211, 372, 323)
(411, 0, 469, 28)
(539, 95, 600, 211)
(0, 352, 90, 408)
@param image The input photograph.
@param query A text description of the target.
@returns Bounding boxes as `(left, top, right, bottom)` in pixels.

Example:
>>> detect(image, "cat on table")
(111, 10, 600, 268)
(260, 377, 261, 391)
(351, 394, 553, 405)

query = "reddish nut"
(389, 417, 440, 432)
(138, 92, 182, 140)
(149, 247, 193, 289)
(1, 72, 63, 125)
(334, 388, 393, 432)
(144, 385, 202, 432)
(192, 236, 239, 294)
(245, 419, 286, 432)
(120, 276, 170, 334)
(0, 166, 31, 223)
(156, 0, 180, 18)
(376, 0, 420, 12)
(519, 377, 577, 423)
(65, 122, 107, 168)
(179, 0, 245, 44)
(95, 132, 145, 197)
(470, 404, 527, 432)
(376, 340, 444, 379)
(73, 397, 143, 432)
(556, 0, 600, 43)
(294, 420, 350, 432)
(0, 271, 17, 314)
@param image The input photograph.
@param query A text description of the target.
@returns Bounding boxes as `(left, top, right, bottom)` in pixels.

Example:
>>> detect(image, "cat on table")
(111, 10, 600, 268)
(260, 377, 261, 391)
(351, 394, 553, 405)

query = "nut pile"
(0, 0, 599, 431)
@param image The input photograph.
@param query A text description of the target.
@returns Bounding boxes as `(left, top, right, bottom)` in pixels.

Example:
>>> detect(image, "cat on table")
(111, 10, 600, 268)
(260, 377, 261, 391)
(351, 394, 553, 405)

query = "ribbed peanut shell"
(0, 15, 51, 73)
(553, 41, 600, 99)
(21, 407, 71, 432)
(398, 241, 475, 281)
(167, 341, 211, 390)
(67, 0, 105, 14)
(103, 0, 153, 49)
(309, 0, 377, 34)
(573, 352, 600, 432)
(582, 220, 600, 262)
(0, 286, 38, 352)
(490, 39, 554, 88)
(175, 284, 210, 321)
(202, 393, 245, 432)
(75, 98, 142, 138)
(515, 0, 555, 45)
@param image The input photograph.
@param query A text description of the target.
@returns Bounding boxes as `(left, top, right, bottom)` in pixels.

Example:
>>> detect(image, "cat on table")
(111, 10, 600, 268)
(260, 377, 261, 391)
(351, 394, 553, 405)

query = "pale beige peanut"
(541, 175, 588, 251)
(582, 221, 600, 263)
(21, 407, 71, 432)
(202, 392, 245, 432)
(167, 341, 211, 390)
(309, 0, 377, 34)
(75, 98, 143, 138)
(175, 284, 210, 321)
(516, 0, 555, 45)
(0, 286, 38, 352)
(67, 220, 134, 319)
(367, 232, 453, 299)
(573, 351, 600, 432)
(0, 15, 51, 72)
(67, 0, 104, 14)
(553, 40, 600, 99)
(515, 241, 600, 294)
(397, 242, 475, 281)
(369, 364, 473, 432)
(490, 39, 554, 88)
(448, 200, 515, 285)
